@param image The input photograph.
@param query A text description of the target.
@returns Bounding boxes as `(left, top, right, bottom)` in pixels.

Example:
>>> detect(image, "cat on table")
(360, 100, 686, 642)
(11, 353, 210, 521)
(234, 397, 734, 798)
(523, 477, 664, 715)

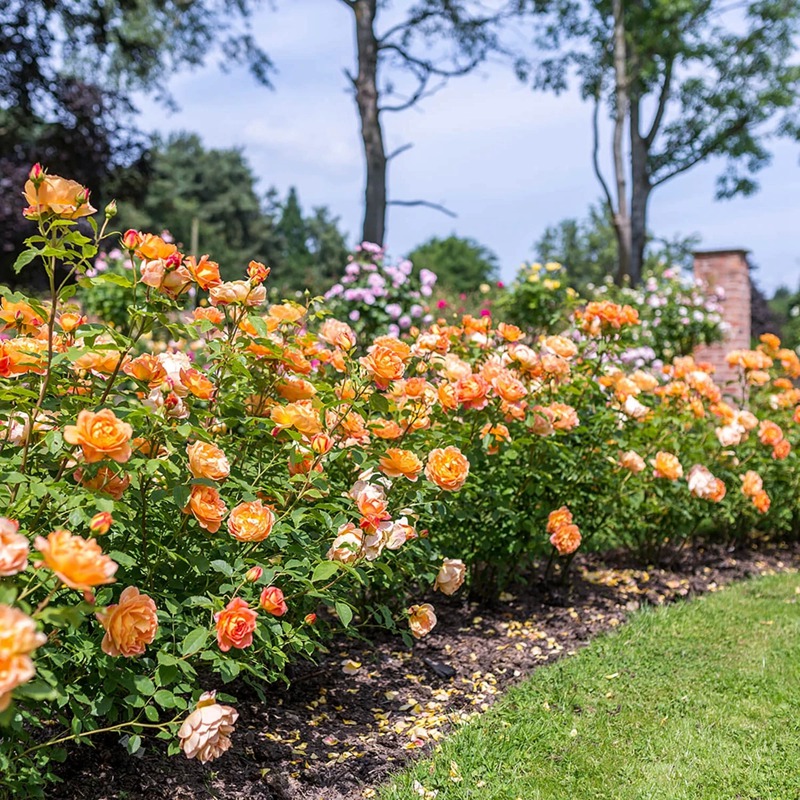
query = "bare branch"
(342, 67, 357, 88)
(591, 91, 617, 215)
(381, 76, 448, 113)
(388, 199, 457, 218)
(378, 42, 481, 79)
(378, 10, 438, 45)
(386, 143, 414, 161)
(645, 56, 674, 147)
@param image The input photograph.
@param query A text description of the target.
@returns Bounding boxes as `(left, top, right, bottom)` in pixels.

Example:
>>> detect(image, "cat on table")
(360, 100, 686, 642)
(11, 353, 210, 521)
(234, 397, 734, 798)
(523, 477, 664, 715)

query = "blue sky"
(136, 0, 800, 295)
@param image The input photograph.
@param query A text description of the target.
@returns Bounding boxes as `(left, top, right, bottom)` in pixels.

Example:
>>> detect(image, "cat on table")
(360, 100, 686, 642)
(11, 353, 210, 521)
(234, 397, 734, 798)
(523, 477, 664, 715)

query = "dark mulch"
(52, 539, 800, 800)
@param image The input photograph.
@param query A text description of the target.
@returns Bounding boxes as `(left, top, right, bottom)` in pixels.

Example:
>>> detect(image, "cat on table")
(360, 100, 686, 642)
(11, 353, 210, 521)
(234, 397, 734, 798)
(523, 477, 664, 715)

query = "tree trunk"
(629, 95, 650, 287)
(611, 0, 631, 286)
(352, 0, 387, 246)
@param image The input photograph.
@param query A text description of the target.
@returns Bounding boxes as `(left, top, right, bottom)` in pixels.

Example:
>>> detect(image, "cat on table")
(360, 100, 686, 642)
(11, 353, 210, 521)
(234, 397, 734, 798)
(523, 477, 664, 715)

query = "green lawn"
(381, 573, 800, 800)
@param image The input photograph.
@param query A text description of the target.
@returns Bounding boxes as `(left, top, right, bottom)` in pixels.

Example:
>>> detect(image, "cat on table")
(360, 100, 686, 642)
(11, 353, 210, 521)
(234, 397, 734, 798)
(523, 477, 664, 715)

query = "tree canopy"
(407, 234, 499, 293)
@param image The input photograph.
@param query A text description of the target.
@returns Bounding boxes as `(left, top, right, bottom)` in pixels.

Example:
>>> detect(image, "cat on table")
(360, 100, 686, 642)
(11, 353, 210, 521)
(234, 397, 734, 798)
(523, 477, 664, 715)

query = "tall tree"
(407, 234, 499, 293)
(518, 0, 800, 286)
(338, 1, 499, 245)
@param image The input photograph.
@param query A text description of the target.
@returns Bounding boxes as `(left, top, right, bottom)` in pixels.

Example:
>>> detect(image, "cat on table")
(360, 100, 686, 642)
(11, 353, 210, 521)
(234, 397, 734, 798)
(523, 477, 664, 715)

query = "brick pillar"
(693, 249, 751, 391)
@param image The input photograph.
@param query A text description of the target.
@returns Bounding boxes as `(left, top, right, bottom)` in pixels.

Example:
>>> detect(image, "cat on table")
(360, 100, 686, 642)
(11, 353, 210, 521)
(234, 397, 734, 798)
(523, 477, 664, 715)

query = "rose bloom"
(620, 450, 646, 474)
(247, 259, 270, 284)
(0, 518, 28, 577)
(76, 465, 131, 500)
(740, 470, 763, 497)
(327, 523, 364, 564)
(758, 420, 784, 447)
(772, 439, 791, 460)
(542, 335, 578, 359)
(687, 465, 725, 501)
(210, 280, 266, 307)
(319, 319, 357, 350)
(360, 345, 405, 390)
(716, 423, 745, 447)
(371, 419, 404, 440)
(379, 449, 423, 481)
(178, 691, 238, 763)
(184, 254, 222, 290)
(434, 558, 466, 596)
(651, 451, 683, 480)
(546, 506, 573, 534)
(492, 371, 527, 404)
(353, 483, 390, 528)
(63, 408, 133, 464)
(259, 586, 288, 616)
(34, 529, 118, 591)
(497, 322, 524, 342)
(228, 500, 275, 542)
(408, 603, 437, 639)
(96, 586, 158, 657)
(753, 489, 771, 514)
(550, 523, 582, 556)
(0, 604, 47, 711)
(185, 485, 228, 533)
(124, 353, 167, 387)
(275, 377, 317, 402)
(0, 298, 43, 335)
(23, 173, 96, 219)
(425, 446, 470, 492)
(193, 306, 226, 326)
(214, 597, 258, 652)
(180, 368, 216, 400)
(455, 374, 491, 410)
(187, 441, 230, 482)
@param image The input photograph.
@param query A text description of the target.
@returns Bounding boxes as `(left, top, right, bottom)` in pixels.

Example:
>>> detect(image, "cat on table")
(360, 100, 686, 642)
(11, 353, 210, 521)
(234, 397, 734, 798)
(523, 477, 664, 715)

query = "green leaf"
(210, 559, 233, 577)
(15, 680, 57, 701)
(144, 704, 159, 722)
(13, 249, 40, 274)
(133, 675, 155, 695)
(172, 484, 191, 509)
(311, 561, 339, 583)
(126, 734, 142, 755)
(335, 602, 353, 628)
(154, 689, 176, 709)
(181, 627, 208, 657)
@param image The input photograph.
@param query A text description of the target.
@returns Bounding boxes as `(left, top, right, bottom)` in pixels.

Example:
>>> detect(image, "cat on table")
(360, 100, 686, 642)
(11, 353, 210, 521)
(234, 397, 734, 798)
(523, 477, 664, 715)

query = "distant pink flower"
(437, 300, 448, 309)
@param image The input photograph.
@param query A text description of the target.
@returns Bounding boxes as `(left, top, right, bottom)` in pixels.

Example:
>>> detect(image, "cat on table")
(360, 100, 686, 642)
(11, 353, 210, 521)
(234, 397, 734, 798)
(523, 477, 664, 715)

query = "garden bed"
(54, 538, 800, 800)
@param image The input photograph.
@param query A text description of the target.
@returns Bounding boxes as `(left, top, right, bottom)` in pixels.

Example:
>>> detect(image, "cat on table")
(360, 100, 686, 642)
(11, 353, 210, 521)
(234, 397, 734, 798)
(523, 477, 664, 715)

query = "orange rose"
(23, 173, 96, 219)
(434, 559, 466, 596)
(0, 604, 47, 711)
(752, 490, 771, 514)
(275, 377, 317, 402)
(758, 420, 783, 447)
(124, 354, 167, 387)
(352, 483, 390, 528)
(227, 500, 275, 542)
(214, 597, 257, 652)
(259, 586, 288, 617)
(96, 586, 158, 657)
(0, 518, 28, 577)
(180, 368, 216, 400)
(34, 529, 118, 591)
(270, 401, 322, 437)
(492, 371, 527, 404)
(379, 449, 423, 481)
(247, 260, 271, 284)
(178, 691, 239, 763)
(187, 441, 230, 482)
(184, 254, 222, 290)
(0, 298, 44, 335)
(772, 439, 791, 460)
(76, 466, 131, 499)
(740, 470, 763, 497)
(497, 323, 524, 342)
(63, 409, 133, 464)
(408, 603, 437, 639)
(651, 451, 683, 480)
(185, 485, 227, 533)
(135, 233, 178, 261)
(360, 345, 405, 389)
(59, 311, 88, 333)
(370, 419, 404, 440)
(319, 319, 357, 350)
(372, 336, 412, 362)
(193, 307, 225, 326)
(546, 506, 573, 534)
(425, 446, 470, 492)
(550, 523, 581, 555)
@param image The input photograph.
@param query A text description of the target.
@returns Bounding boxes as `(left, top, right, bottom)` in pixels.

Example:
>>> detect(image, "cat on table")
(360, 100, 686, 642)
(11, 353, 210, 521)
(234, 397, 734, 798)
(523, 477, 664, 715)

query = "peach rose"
(123, 354, 168, 387)
(371, 419, 404, 440)
(0, 604, 47, 711)
(76, 465, 131, 499)
(360, 345, 406, 390)
(214, 597, 257, 652)
(546, 506, 573, 534)
(352, 482, 390, 529)
(180, 368, 216, 400)
(434, 558, 466, 596)
(455, 374, 491, 410)
(228, 500, 275, 542)
(687, 465, 725, 501)
(34, 529, 117, 591)
(620, 450, 646, 473)
(193, 306, 225, 326)
(425, 446, 470, 492)
(259, 586, 288, 616)
(740, 470, 763, 497)
(0, 518, 28, 577)
(773, 439, 791, 460)
(379, 449, 423, 482)
(651, 451, 683, 480)
(319, 319, 357, 350)
(752, 490, 771, 514)
(96, 586, 158, 657)
(408, 603, 437, 639)
(185, 485, 228, 533)
(187, 441, 230, 482)
(178, 691, 238, 763)
(327, 523, 364, 564)
(23, 173, 96, 219)
(758, 420, 784, 447)
(550, 523, 582, 555)
(209, 280, 266, 307)
(63, 408, 133, 464)
(135, 233, 177, 261)
(247, 260, 270, 284)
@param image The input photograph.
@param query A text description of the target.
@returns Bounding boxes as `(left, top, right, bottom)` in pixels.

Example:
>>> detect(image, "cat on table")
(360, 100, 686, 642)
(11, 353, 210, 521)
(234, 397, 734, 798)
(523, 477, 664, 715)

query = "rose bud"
(122, 229, 141, 250)
(310, 433, 333, 455)
(29, 163, 45, 186)
(259, 586, 288, 616)
(89, 511, 113, 536)
(104, 199, 117, 219)
(247, 260, 271, 284)
(245, 566, 263, 583)
(304, 612, 317, 625)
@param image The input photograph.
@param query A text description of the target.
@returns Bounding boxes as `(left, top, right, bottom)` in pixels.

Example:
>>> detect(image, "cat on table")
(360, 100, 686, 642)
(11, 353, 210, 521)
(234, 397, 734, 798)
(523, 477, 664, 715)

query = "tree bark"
(629, 94, 650, 287)
(611, 0, 631, 286)
(351, 0, 387, 246)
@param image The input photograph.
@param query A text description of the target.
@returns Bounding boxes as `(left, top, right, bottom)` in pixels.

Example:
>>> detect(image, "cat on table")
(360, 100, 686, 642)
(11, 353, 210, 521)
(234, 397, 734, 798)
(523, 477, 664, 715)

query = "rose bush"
(1, 167, 798, 796)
